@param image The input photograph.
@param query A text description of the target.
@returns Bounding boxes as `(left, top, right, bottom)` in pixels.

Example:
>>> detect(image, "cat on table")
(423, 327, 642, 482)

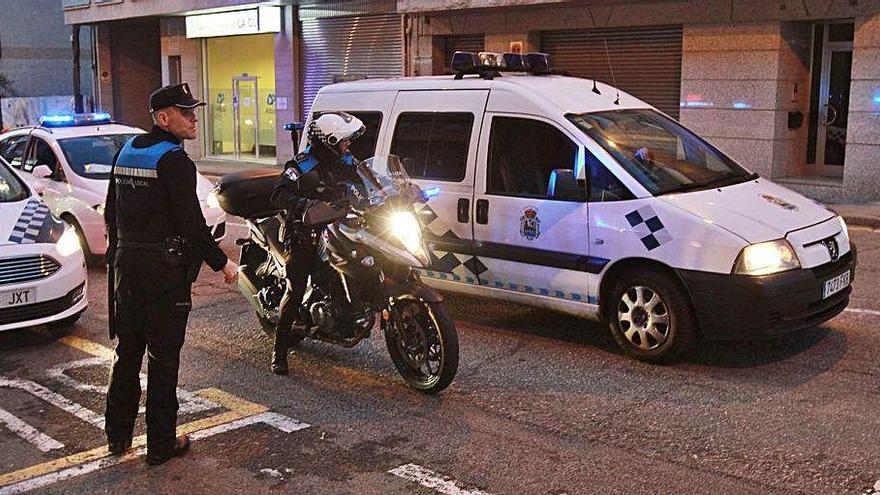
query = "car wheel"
(62, 216, 97, 266)
(607, 269, 696, 363)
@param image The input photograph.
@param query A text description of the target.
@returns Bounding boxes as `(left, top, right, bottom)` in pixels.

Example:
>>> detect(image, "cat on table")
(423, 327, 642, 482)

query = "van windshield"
(567, 110, 754, 196)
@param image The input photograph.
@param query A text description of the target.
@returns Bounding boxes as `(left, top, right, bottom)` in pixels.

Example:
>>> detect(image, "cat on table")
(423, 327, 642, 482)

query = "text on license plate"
(1, 288, 36, 307)
(823, 270, 851, 299)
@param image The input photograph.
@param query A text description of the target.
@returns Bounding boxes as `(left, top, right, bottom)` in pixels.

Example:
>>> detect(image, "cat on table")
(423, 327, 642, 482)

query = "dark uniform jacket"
(105, 126, 227, 292)
(269, 146, 360, 217)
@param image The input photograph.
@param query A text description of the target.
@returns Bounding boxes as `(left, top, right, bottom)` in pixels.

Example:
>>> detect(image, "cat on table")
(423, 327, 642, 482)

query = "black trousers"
(105, 281, 191, 454)
(275, 233, 320, 349)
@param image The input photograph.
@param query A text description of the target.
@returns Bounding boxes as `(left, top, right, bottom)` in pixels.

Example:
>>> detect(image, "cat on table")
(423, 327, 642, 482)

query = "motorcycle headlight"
(389, 211, 422, 256)
(206, 190, 221, 209)
(56, 226, 82, 257)
(733, 239, 800, 275)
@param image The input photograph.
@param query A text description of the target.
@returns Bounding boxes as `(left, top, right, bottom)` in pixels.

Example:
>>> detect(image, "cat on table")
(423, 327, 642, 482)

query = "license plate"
(1, 288, 36, 307)
(823, 270, 851, 299)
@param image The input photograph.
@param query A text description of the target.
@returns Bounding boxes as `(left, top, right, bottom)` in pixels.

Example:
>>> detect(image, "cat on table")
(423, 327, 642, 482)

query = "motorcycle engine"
(257, 281, 286, 311)
(309, 299, 336, 330)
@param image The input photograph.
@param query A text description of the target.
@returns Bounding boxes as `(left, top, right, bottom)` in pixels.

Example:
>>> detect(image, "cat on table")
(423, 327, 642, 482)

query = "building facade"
(64, 0, 880, 201)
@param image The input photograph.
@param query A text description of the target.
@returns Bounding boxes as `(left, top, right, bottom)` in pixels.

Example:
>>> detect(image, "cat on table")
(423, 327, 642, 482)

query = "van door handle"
(476, 199, 489, 225)
(457, 198, 469, 223)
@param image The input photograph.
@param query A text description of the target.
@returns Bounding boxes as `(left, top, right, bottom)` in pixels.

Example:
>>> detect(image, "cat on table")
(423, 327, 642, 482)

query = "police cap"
(149, 83, 206, 113)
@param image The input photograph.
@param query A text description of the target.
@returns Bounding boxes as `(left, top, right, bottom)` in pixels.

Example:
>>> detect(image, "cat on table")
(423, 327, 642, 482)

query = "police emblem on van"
(520, 207, 541, 240)
(761, 193, 799, 211)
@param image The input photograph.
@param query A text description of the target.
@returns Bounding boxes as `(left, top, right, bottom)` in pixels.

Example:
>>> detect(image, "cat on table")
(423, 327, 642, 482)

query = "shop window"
(390, 112, 473, 182)
(487, 117, 580, 200)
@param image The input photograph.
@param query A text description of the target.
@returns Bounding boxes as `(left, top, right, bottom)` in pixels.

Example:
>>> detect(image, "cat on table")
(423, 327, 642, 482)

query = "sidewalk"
(827, 202, 880, 229)
(195, 158, 880, 229)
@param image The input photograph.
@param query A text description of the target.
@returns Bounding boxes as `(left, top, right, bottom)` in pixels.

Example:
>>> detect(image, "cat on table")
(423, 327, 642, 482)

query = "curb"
(839, 213, 880, 229)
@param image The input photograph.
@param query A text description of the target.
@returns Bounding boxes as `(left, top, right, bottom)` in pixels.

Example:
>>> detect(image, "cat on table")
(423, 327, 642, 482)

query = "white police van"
(0, 113, 226, 262)
(0, 157, 87, 332)
(306, 52, 855, 362)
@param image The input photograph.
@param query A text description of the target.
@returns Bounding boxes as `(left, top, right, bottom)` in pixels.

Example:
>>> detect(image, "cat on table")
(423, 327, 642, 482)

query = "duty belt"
(116, 239, 164, 251)
(117, 232, 166, 251)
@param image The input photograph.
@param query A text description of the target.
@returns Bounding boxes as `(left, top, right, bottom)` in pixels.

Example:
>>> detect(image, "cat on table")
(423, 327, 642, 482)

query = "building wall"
(677, 23, 812, 180)
(109, 19, 162, 132)
(160, 17, 206, 159)
(0, 0, 93, 99)
(845, 12, 880, 200)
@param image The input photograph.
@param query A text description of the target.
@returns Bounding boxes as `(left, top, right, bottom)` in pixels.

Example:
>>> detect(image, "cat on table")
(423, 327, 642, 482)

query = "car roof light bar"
(39, 112, 113, 128)
(452, 51, 553, 79)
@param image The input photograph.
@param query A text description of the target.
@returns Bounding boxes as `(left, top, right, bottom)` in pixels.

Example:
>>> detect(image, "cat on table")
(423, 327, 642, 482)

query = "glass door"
(811, 23, 853, 177)
(233, 75, 259, 159)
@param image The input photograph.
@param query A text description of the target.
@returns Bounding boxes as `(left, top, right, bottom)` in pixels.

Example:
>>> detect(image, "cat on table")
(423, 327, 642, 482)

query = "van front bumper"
(676, 244, 856, 340)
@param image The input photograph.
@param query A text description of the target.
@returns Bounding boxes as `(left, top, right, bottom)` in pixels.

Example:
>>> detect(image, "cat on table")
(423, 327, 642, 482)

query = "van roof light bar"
(451, 51, 553, 79)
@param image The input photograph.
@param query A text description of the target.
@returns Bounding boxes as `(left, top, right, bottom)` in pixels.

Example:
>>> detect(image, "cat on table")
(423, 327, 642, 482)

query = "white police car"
(307, 51, 856, 362)
(0, 113, 226, 262)
(0, 157, 87, 332)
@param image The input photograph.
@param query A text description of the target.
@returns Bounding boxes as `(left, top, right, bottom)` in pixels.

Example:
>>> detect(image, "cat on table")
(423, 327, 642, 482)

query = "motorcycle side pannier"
(215, 168, 282, 218)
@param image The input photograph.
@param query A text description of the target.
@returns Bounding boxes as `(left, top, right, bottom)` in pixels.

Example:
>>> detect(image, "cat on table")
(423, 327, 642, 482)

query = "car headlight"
(389, 211, 422, 256)
(56, 226, 82, 257)
(206, 190, 220, 209)
(733, 239, 800, 275)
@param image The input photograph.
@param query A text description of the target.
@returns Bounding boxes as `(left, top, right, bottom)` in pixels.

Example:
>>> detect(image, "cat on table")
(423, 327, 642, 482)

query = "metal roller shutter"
(300, 13, 402, 117)
(441, 34, 485, 74)
(542, 25, 683, 119)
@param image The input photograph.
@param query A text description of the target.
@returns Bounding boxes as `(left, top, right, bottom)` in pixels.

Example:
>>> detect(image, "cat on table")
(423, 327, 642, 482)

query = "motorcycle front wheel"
(384, 300, 459, 394)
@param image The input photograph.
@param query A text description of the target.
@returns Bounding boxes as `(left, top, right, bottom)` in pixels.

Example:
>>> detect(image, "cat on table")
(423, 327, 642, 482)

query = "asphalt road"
(1, 224, 879, 494)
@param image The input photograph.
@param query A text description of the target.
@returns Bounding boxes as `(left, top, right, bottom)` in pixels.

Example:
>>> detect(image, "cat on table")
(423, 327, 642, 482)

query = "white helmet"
(308, 111, 365, 148)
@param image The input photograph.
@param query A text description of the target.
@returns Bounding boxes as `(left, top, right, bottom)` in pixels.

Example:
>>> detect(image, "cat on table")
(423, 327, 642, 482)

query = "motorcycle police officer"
(268, 111, 365, 375)
(104, 83, 238, 465)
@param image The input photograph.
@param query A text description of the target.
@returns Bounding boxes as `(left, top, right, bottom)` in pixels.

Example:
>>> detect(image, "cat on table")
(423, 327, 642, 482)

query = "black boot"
(270, 330, 289, 375)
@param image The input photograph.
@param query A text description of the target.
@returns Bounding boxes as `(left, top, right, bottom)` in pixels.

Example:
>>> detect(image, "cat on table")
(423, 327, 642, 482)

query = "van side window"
(390, 112, 473, 182)
(584, 150, 635, 202)
(487, 117, 581, 200)
(346, 112, 382, 159)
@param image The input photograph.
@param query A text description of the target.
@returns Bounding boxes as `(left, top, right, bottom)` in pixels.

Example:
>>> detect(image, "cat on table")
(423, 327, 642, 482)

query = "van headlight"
(390, 211, 422, 256)
(733, 239, 800, 275)
(56, 227, 82, 257)
(206, 190, 221, 209)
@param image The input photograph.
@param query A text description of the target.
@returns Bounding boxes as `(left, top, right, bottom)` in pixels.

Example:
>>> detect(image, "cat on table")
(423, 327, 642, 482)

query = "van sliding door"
(385, 90, 488, 286)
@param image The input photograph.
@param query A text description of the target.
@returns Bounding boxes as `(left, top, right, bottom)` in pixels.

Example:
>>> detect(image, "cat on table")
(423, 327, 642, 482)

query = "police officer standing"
(268, 111, 365, 375)
(104, 83, 238, 465)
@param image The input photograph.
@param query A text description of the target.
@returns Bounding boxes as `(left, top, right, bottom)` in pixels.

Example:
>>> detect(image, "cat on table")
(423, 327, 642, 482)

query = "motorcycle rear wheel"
(384, 300, 459, 394)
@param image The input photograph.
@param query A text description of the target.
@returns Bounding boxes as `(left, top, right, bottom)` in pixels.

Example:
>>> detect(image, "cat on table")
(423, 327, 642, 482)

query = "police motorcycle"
(214, 155, 459, 393)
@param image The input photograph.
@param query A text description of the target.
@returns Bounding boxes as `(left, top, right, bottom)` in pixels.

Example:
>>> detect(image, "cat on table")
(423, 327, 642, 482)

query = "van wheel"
(606, 269, 696, 363)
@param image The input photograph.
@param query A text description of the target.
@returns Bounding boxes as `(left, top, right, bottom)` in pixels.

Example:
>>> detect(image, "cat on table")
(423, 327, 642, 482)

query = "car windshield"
(567, 109, 753, 195)
(0, 159, 29, 202)
(58, 134, 137, 180)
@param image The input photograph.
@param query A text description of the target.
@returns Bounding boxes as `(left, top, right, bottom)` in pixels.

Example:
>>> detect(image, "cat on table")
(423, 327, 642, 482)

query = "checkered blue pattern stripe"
(625, 205, 672, 251)
(416, 268, 597, 305)
(8, 199, 50, 244)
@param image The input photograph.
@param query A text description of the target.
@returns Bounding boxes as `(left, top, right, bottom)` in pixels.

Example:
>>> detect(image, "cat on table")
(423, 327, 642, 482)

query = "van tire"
(606, 269, 695, 363)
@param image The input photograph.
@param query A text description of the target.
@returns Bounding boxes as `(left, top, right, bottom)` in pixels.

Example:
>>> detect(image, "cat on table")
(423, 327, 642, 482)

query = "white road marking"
(844, 308, 880, 318)
(388, 463, 492, 495)
(0, 407, 64, 452)
(0, 411, 310, 495)
(45, 357, 218, 416)
(0, 377, 103, 429)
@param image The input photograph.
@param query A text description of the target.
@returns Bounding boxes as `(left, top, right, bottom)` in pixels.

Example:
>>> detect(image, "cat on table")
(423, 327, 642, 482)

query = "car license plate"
(823, 270, 851, 299)
(1, 288, 36, 307)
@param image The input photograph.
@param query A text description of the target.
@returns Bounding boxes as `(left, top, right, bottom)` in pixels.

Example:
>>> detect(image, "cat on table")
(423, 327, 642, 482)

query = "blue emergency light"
(39, 112, 113, 128)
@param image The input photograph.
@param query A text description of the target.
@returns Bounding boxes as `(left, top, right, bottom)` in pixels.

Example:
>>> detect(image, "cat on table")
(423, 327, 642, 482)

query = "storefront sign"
(186, 6, 282, 39)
